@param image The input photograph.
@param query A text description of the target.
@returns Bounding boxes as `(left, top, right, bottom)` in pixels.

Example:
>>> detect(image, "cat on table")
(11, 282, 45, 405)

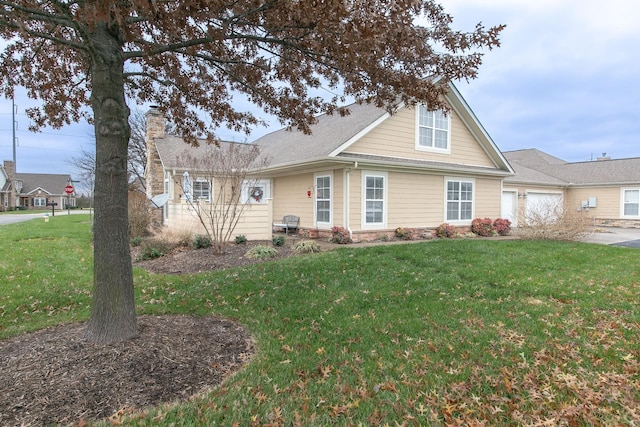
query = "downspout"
(344, 162, 358, 240)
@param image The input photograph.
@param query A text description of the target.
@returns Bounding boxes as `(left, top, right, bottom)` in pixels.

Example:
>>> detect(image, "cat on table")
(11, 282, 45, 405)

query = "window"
(364, 172, 386, 227)
(243, 179, 271, 204)
(193, 180, 210, 201)
(34, 197, 46, 207)
(623, 189, 639, 217)
(446, 179, 474, 221)
(315, 175, 331, 224)
(417, 105, 450, 152)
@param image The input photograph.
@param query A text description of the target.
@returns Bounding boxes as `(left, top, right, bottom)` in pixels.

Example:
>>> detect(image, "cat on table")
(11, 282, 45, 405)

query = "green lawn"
(1, 216, 639, 425)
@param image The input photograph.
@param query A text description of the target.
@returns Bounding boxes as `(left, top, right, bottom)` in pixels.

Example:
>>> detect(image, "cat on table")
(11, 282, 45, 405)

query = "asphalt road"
(0, 210, 92, 225)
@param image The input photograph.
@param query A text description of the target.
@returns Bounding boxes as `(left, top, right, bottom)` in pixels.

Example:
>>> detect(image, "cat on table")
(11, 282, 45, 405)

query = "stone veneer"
(144, 106, 166, 226)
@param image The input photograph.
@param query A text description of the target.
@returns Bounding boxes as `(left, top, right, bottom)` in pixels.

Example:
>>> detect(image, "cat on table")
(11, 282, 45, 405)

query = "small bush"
(435, 223, 457, 239)
(245, 245, 278, 259)
(193, 234, 212, 249)
(235, 234, 247, 244)
(493, 218, 512, 236)
(293, 240, 321, 253)
(471, 218, 495, 237)
(272, 235, 286, 247)
(130, 236, 144, 247)
(137, 238, 170, 260)
(331, 226, 352, 244)
(395, 227, 416, 240)
(518, 205, 590, 241)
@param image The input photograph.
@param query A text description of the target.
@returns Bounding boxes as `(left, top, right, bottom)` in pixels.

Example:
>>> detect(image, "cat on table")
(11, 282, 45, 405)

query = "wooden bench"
(273, 215, 300, 235)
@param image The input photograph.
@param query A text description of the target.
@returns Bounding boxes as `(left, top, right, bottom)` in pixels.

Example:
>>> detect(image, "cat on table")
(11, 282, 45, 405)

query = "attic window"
(416, 105, 450, 153)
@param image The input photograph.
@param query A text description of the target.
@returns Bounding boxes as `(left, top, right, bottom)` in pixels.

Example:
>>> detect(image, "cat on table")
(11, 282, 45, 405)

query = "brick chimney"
(3, 160, 16, 210)
(145, 106, 166, 226)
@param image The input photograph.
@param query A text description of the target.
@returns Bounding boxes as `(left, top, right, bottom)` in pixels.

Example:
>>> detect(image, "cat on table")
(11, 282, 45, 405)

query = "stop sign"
(64, 185, 74, 194)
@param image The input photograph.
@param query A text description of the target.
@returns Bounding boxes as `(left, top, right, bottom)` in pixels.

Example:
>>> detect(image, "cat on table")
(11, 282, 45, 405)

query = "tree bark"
(83, 22, 137, 343)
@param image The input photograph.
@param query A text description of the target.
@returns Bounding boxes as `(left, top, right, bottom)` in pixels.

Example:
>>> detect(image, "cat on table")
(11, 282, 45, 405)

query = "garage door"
(525, 192, 563, 224)
(501, 191, 517, 225)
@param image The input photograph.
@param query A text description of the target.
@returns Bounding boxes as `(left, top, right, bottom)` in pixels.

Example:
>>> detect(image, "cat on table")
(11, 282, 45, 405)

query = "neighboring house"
(145, 82, 515, 240)
(0, 160, 76, 211)
(503, 149, 640, 228)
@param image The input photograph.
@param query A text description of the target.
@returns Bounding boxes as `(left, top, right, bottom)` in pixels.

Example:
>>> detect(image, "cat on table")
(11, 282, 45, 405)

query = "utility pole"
(12, 96, 17, 167)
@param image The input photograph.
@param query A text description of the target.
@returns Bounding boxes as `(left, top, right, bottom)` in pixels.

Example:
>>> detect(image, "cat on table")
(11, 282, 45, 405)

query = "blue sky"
(1, 0, 639, 177)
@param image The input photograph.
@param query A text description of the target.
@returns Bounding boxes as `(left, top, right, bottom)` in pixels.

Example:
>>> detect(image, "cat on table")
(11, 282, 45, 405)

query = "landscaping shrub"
(272, 235, 285, 247)
(193, 234, 212, 249)
(331, 226, 352, 244)
(435, 223, 457, 238)
(493, 218, 512, 236)
(518, 205, 591, 241)
(128, 191, 151, 238)
(395, 227, 416, 240)
(137, 238, 170, 260)
(471, 217, 495, 237)
(130, 236, 144, 247)
(245, 245, 278, 259)
(235, 234, 247, 244)
(293, 240, 321, 253)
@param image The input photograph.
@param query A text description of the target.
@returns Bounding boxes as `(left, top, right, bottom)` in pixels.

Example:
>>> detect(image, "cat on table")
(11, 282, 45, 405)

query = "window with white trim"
(416, 105, 450, 152)
(34, 197, 47, 207)
(364, 172, 386, 226)
(243, 179, 271, 204)
(193, 179, 211, 201)
(446, 179, 474, 221)
(315, 175, 331, 224)
(623, 189, 639, 216)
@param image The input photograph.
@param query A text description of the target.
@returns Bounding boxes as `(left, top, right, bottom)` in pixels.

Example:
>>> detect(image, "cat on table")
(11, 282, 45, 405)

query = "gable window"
(193, 179, 211, 201)
(622, 189, 639, 217)
(315, 175, 331, 224)
(416, 105, 450, 152)
(446, 178, 474, 222)
(363, 172, 386, 227)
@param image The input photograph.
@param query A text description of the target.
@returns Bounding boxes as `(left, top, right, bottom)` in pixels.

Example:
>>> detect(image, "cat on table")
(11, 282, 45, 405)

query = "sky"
(1, 0, 639, 179)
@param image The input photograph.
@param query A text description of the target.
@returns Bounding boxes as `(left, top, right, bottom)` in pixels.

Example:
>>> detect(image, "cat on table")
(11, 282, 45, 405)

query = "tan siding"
(566, 187, 620, 219)
(387, 172, 444, 227)
(343, 105, 496, 168)
(272, 174, 316, 229)
(166, 201, 273, 240)
(474, 178, 503, 219)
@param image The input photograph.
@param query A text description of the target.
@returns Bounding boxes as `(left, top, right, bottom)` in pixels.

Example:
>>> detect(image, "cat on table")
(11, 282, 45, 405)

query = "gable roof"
(15, 173, 73, 195)
(504, 149, 640, 186)
(254, 81, 513, 176)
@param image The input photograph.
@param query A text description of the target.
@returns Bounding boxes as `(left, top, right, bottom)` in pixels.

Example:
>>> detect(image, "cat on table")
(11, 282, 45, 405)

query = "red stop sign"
(64, 185, 74, 194)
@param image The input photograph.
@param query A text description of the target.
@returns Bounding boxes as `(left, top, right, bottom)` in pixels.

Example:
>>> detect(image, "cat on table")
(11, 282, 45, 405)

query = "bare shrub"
(517, 202, 591, 241)
(128, 190, 151, 238)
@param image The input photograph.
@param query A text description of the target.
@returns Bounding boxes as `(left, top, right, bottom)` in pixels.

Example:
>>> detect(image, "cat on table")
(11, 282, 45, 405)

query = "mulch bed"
(0, 315, 254, 426)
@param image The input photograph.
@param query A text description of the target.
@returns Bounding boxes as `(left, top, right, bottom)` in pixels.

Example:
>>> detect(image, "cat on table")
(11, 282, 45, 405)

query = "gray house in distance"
(1, 160, 76, 211)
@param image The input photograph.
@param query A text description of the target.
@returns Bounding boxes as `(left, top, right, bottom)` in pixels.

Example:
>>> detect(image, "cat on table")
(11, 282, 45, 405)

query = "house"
(502, 149, 640, 228)
(0, 160, 76, 211)
(145, 82, 515, 240)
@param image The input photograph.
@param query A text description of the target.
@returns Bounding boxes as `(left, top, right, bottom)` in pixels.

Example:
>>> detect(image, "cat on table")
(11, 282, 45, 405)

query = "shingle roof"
(15, 173, 72, 195)
(254, 102, 387, 166)
(504, 149, 640, 186)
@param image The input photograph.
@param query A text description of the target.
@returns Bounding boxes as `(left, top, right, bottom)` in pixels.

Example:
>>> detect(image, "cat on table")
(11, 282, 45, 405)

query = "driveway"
(585, 227, 640, 248)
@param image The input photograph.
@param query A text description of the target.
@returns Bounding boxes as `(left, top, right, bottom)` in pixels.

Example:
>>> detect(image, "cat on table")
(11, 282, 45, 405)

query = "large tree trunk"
(84, 22, 137, 343)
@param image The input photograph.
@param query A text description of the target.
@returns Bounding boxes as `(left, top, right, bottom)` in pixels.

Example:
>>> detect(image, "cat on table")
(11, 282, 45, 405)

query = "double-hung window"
(193, 180, 210, 201)
(417, 105, 450, 152)
(364, 172, 386, 227)
(446, 179, 474, 221)
(623, 189, 639, 217)
(315, 175, 331, 224)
